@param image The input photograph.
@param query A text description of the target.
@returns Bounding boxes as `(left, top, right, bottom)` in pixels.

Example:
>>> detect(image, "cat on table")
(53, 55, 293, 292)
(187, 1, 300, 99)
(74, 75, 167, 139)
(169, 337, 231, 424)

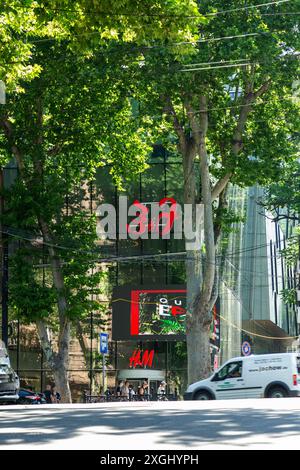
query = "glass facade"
(1, 154, 298, 401)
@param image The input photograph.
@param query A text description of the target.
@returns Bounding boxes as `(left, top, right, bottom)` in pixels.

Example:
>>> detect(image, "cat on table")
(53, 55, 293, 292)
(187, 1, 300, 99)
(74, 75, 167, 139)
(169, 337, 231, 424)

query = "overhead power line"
(180, 53, 299, 72)
(21, 231, 299, 268)
(10, 0, 292, 18)
(105, 296, 298, 340)
(219, 314, 298, 340)
(28, 28, 284, 46)
(181, 62, 251, 72)
(2, 222, 298, 259)
(203, 0, 292, 17)
(186, 95, 298, 115)
(261, 11, 300, 15)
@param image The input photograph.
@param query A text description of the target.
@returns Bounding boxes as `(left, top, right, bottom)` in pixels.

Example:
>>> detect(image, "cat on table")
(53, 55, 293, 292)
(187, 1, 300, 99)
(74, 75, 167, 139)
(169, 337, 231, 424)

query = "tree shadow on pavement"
(1, 403, 300, 448)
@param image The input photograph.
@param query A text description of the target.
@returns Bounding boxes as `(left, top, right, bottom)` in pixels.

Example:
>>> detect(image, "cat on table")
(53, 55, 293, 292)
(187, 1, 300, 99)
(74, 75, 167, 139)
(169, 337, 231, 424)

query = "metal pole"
(17, 319, 20, 375)
(0, 86, 8, 347)
(102, 354, 105, 393)
(0, 169, 8, 347)
(297, 235, 300, 338)
(89, 310, 93, 395)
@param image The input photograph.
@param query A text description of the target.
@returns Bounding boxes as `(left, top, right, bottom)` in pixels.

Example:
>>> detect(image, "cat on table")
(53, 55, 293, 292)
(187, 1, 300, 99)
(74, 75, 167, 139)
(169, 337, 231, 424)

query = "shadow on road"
(1, 403, 300, 448)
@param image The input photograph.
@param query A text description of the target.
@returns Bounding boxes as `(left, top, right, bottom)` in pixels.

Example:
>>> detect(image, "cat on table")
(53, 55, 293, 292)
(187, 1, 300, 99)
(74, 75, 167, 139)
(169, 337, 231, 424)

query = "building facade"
(2, 152, 299, 400)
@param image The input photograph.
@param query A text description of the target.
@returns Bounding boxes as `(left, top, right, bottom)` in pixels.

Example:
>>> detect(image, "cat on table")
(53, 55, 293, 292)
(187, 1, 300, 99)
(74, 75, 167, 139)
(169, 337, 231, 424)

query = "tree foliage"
(0, 0, 202, 401)
(110, 0, 300, 382)
(1, 0, 299, 393)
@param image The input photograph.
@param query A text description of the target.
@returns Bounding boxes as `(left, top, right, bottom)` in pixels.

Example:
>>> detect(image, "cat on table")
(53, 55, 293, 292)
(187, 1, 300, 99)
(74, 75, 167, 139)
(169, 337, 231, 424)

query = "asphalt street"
(1, 398, 300, 450)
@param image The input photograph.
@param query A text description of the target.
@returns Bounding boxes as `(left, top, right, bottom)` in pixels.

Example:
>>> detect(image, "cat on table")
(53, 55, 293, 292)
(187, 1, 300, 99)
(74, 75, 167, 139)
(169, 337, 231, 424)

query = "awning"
(118, 369, 165, 381)
(242, 320, 295, 347)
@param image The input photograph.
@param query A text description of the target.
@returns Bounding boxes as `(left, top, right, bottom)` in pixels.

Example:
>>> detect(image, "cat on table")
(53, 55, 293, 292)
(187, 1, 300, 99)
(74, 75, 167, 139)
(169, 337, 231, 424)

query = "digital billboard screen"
(112, 286, 186, 341)
(112, 285, 221, 344)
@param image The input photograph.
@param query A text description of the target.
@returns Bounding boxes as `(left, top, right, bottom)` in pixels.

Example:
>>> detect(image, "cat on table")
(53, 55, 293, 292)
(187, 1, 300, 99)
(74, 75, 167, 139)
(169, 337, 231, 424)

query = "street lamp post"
(0, 80, 8, 347)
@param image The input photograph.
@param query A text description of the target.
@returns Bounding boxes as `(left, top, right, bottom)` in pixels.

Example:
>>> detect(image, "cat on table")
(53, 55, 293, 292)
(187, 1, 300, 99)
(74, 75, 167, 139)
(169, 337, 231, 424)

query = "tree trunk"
(165, 97, 216, 383)
(54, 319, 72, 403)
(38, 218, 72, 403)
(53, 365, 71, 403)
(186, 314, 211, 384)
(185, 96, 216, 383)
(53, 320, 71, 403)
(37, 318, 72, 403)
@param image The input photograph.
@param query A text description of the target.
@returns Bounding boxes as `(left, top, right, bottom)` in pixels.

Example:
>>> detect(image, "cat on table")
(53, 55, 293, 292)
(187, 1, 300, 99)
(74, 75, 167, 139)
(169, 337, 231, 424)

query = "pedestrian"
(51, 385, 61, 403)
(116, 380, 124, 397)
(157, 381, 168, 401)
(157, 381, 166, 396)
(138, 383, 145, 400)
(128, 384, 135, 401)
(43, 384, 53, 404)
(143, 379, 149, 395)
(121, 380, 130, 399)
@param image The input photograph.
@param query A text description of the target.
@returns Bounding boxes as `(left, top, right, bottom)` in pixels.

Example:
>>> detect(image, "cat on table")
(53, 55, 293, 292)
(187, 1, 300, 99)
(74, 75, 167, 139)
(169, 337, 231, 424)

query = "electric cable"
(8, 0, 292, 18)
(3, 222, 297, 262)
(107, 296, 299, 340)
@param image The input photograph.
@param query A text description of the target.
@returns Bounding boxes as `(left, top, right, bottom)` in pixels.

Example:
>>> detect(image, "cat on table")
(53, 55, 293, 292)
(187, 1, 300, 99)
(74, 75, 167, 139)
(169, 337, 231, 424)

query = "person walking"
(157, 381, 168, 400)
(51, 385, 61, 403)
(43, 384, 53, 404)
(116, 380, 124, 397)
(157, 380, 166, 396)
(128, 384, 135, 401)
(121, 380, 130, 400)
(137, 383, 146, 401)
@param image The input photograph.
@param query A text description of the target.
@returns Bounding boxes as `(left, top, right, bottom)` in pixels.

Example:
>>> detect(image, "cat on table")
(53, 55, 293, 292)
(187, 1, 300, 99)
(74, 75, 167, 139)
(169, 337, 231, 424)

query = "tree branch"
(162, 96, 187, 153)
(198, 95, 215, 317)
(211, 79, 272, 200)
(184, 99, 201, 145)
(232, 79, 272, 155)
(0, 117, 25, 175)
(211, 174, 231, 201)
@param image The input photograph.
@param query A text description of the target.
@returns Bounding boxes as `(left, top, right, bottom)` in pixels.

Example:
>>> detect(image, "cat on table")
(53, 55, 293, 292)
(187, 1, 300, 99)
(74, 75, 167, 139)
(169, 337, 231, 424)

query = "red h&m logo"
(129, 349, 155, 369)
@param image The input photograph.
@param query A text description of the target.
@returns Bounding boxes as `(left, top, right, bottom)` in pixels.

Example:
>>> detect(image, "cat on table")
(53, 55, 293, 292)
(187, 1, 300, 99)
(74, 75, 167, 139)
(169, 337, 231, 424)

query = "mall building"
(1, 151, 299, 401)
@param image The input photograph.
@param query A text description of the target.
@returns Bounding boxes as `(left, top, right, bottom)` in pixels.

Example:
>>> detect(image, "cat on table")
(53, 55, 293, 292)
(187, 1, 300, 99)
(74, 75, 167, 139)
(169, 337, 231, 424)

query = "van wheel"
(267, 387, 288, 399)
(194, 390, 212, 400)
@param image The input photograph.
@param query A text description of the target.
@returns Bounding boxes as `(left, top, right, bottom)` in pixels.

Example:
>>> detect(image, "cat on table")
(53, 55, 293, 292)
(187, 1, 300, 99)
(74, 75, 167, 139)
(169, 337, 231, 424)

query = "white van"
(184, 353, 300, 400)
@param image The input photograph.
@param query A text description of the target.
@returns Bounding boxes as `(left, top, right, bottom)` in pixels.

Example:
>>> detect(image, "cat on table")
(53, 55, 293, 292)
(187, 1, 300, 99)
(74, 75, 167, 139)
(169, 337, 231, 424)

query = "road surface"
(1, 398, 300, 449)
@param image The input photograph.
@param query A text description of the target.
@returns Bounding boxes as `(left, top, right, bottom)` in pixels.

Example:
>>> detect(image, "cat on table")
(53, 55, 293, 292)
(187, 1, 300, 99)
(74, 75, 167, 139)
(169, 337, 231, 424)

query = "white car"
(184, 353, 300, 400)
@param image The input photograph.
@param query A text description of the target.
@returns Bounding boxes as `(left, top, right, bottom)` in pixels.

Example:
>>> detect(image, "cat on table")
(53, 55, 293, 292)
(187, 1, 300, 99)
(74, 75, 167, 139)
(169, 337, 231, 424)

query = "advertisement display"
(112, 286, 221, 346)
(112, 286, 187, 341)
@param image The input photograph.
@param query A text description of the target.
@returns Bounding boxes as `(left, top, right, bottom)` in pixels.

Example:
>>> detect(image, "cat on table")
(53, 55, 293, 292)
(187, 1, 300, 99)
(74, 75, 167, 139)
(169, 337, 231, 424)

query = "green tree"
(263, 160, 300, 223)
(121, 0, 300, 383)
(0, 44, 153, 402)
(0, 1, 201, 402)
(262, 159, 300, 307)
(0, 0, 202, 92)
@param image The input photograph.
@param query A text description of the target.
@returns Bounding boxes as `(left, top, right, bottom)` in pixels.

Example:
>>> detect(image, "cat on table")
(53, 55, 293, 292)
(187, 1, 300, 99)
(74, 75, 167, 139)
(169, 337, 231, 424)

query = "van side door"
(210, 361, 245, 400)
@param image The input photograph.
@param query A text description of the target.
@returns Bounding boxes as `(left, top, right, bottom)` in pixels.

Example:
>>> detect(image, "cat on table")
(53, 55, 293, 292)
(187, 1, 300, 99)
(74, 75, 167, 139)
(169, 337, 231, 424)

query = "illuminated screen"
(130, 289, 186, 336)
(112, 285, 220, 344)
(112, 286, 186, 341)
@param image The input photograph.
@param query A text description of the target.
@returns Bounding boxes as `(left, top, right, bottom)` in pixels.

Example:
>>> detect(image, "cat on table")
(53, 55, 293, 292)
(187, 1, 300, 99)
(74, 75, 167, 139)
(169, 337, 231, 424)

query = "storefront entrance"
(117, 369, 165, 395)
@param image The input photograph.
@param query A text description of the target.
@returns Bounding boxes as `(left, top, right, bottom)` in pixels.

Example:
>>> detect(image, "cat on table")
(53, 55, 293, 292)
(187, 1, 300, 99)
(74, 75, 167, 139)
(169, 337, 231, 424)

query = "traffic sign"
(242, 341, 251, 356)
(100, 332, 109, 355)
